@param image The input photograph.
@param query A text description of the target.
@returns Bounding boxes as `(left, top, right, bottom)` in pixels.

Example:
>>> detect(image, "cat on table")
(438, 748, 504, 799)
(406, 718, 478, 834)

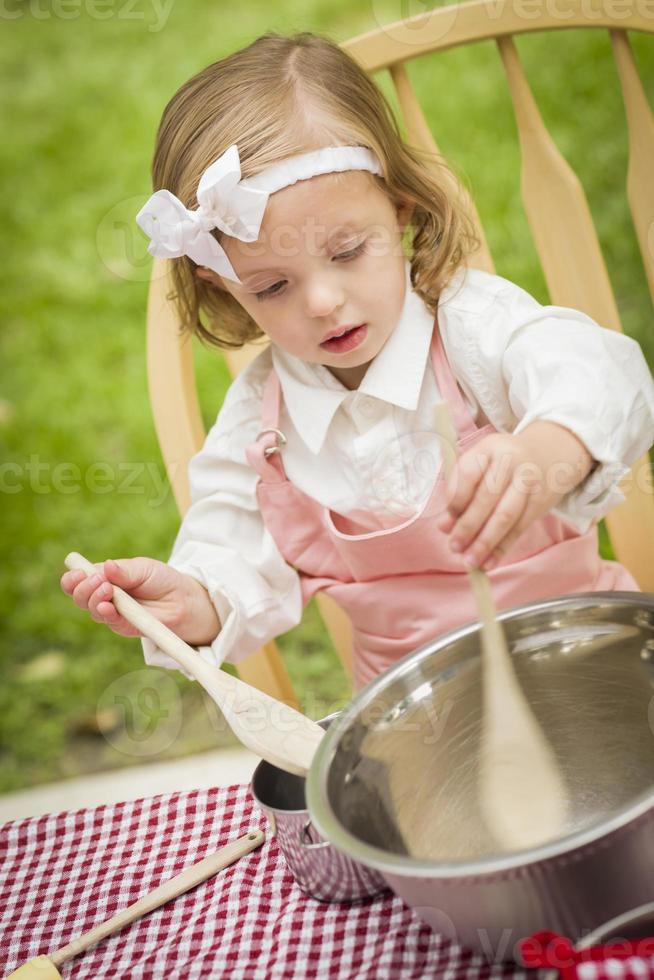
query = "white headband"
(135, 144, 384, 284)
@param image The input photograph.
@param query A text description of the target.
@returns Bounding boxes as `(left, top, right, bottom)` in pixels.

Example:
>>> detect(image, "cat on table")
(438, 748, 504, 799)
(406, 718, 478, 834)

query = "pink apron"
(245, 316, 638, 691)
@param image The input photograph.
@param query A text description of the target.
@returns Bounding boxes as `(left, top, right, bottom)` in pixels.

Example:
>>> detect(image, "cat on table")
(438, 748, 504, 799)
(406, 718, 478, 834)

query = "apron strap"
(430, 313, 478, 441)
(244, 369, 288, 483)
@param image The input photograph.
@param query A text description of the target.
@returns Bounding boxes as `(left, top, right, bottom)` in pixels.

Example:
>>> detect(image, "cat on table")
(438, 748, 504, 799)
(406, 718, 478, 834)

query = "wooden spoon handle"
(433, 405, 567, 847)
(50, 830, 265, 967)
(64, 552, 324, 776)
(433, 402, 458, 483)
(432, 406, 510, 666)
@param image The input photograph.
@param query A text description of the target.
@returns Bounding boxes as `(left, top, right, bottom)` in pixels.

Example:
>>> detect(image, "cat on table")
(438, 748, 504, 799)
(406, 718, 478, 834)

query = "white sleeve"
(441, 270, 654, 534)
(141, 350, 303, 679)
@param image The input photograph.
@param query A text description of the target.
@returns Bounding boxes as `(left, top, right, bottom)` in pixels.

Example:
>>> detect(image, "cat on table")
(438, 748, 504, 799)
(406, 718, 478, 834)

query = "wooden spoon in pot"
(64, 552, 324, 778)
(433, 405, 568, 850)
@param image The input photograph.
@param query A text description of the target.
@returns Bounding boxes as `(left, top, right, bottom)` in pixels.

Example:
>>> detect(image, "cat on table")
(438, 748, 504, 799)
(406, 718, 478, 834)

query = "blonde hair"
(149, 31, 480, 350)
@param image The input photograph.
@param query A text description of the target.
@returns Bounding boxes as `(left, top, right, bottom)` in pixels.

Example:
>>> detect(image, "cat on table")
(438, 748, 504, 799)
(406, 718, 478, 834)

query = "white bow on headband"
(135, 143, 383, 284)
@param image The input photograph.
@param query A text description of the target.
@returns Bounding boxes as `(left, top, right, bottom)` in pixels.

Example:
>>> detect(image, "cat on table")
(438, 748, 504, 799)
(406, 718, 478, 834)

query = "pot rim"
(306, 590, 654, 879)
(576, 901, 654, 947)
(250, 711, 342, 816)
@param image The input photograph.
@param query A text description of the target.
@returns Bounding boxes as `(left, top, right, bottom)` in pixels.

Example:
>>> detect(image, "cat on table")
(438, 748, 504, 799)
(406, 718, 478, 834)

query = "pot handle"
(300, 820, 330, 850)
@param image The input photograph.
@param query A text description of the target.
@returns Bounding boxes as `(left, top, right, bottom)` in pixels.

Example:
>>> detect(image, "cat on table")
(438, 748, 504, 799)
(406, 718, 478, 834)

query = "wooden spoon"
(433, 405, 568, 850)
(64, 552, 324, 778)
(7, 830, 264, 979)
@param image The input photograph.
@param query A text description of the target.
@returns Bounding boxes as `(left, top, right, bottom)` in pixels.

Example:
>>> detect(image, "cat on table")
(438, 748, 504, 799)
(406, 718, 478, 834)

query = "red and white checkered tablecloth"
(0, 783, 534, 979)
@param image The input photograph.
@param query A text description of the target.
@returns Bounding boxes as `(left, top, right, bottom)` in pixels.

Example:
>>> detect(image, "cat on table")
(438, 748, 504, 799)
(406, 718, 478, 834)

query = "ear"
(195, 266, 226, 289)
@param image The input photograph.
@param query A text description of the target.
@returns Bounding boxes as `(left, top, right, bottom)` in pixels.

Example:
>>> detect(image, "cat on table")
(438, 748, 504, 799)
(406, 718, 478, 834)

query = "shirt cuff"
(512, 412, 630, 534)
(140, 560, 303, 677)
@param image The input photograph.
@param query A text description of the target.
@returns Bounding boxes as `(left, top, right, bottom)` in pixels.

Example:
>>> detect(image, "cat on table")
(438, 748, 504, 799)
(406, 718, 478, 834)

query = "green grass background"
(1, 0, 652, 793)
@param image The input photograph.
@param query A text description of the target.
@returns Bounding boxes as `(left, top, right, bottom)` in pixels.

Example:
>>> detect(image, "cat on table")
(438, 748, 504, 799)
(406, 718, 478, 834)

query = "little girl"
(61, 31, 654, 691)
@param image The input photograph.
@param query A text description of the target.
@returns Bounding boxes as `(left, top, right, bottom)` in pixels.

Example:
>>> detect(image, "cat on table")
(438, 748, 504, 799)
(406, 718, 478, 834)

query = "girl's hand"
(60, 557, 221, 645)
(435, 421, 595, 571)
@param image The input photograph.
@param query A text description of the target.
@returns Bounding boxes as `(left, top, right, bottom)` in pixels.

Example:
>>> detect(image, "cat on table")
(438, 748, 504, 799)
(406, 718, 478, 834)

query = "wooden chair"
(146, 0, 654, 705)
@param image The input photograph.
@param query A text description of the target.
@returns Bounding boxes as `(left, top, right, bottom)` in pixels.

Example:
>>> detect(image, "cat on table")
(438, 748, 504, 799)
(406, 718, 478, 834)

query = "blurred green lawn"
(1, 0, 652, 792)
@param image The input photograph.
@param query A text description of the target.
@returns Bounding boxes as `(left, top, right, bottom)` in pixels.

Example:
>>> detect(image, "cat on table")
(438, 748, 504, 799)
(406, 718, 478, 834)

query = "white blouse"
(142, 262, 654, 679)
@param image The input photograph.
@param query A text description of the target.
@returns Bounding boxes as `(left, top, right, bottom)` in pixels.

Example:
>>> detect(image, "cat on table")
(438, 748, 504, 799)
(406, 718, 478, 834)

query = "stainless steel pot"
(250, 713, 388, 902)
(305, 592, 654, 959)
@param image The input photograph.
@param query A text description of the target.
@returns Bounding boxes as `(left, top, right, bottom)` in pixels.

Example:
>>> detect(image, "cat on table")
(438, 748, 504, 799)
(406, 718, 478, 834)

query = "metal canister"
(250, 712, 388, 902)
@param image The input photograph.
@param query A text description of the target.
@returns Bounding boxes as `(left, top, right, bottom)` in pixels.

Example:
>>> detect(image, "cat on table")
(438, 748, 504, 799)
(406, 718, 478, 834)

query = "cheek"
(364, 247, 405, 289)
(257, 317, 304, 351)
(233, 294, 285, 338)
(364, 270, 404, 316)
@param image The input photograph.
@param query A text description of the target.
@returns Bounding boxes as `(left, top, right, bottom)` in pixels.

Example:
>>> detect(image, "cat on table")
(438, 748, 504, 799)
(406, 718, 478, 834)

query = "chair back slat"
(223, 343, 267, 377)
(497, 35, 621, 325)
(235, 641, 301, 708)
(315, 593, 354, 677)
(604, 457, 654, 593)
(497, 33, 654, 590)
(610, 29, 654, 307)
(146, 260, 205, 515)
(389, 62, 495, 275)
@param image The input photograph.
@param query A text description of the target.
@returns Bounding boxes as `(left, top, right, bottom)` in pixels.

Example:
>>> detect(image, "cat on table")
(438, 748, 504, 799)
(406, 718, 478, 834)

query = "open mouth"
(319, 324, 368, 354)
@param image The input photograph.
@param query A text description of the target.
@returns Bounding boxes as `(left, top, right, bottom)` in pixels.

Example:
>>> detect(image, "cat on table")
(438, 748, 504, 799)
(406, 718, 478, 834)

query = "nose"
(302, 270, 345, 319)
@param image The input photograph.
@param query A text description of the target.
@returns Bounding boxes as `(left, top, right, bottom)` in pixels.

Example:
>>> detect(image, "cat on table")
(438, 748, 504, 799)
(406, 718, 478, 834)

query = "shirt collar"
(271, 259, 437, 454)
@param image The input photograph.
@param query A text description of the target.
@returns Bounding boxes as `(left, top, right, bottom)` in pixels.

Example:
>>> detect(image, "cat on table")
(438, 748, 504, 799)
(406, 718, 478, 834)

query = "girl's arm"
(436, 418, 596, 570)
(436, 270, 654, 569)
(140, 350, 303, 678)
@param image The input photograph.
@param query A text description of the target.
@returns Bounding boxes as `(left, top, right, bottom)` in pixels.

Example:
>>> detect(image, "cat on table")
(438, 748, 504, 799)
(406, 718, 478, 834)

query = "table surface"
(0, 783, 534, 979)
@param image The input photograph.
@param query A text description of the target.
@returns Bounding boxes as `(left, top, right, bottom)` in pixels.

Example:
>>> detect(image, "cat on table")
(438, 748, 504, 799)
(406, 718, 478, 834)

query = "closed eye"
(254, 241, 366, 301)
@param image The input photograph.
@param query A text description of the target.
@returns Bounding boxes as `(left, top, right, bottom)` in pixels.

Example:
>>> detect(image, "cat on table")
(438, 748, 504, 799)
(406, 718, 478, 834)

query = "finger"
(448, 456, 511, 553)
(62, 565, 104, 594)
(484, 520, 528, 570)
(96, 596, 141, 637)
(435, 510, 456, 533)
(483, 493, 544, 569)
(61, 569, 86, 595)
(86, 581, 140, 636)
(102, 557, 152, 593)
(444, 450, 490, 519)
(462, 482, 528, 569)
(87, 579, 115, 623)
(71, 566, 106, 610)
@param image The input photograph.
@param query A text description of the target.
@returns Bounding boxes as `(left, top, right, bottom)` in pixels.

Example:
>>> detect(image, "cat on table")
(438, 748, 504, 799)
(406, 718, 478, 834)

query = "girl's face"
(197, 171, 413, 389)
